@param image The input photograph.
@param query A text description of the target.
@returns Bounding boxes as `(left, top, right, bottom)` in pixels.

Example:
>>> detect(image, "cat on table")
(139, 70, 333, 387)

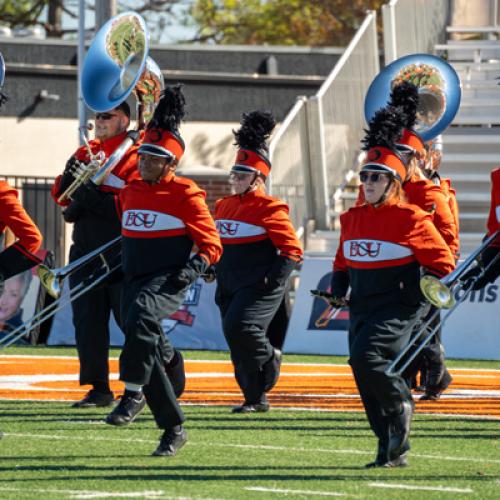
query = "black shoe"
(72, 389, 115, 408)
(387, 401, 413, 461)
(105, 392, 146, 426)
(232, 402, 270, 413)
(421, 369, 452, 401)
(365, 440, 388, 468)
(152, 427, 187, 457)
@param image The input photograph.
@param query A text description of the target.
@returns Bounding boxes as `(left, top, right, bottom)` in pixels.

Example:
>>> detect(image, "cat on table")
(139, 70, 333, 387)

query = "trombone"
(385, 231, 499, 376)
(0, 239, 122, 350)
(38, 236, 121, 299)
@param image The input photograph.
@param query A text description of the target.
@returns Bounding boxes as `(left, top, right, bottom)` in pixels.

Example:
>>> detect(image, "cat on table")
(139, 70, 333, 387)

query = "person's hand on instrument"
(310, 289, 347, 307)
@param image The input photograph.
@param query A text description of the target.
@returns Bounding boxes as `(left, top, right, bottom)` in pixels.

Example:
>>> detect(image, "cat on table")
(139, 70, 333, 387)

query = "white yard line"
(5, 432, 500, 464)
(0, 487, 203, 499)
(244, 486, 352, 496)
(368, 482, 473, 493)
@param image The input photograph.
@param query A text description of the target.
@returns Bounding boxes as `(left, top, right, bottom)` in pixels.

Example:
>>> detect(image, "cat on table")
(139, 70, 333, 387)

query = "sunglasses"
(359, 172, 388, 183)
(230, 172, 253, 181)
(95, 113, 118, 121)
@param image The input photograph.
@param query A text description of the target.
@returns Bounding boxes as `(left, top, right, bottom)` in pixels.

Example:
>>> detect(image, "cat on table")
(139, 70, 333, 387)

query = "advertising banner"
(48, 279, 228, 351)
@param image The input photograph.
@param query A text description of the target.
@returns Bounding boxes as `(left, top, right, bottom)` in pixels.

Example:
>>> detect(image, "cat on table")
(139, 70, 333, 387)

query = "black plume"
(362, 106, 404, 151)
(233, 110, 276, 154)
(148, 84, 186, 132)
(389, 82, 418, 130)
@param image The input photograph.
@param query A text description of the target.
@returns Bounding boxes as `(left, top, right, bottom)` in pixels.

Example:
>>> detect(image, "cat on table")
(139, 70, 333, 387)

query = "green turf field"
(1, 347, 499, 499)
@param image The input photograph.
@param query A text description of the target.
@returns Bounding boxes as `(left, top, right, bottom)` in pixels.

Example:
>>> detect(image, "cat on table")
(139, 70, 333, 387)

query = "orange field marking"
(1, 355, 499, 417)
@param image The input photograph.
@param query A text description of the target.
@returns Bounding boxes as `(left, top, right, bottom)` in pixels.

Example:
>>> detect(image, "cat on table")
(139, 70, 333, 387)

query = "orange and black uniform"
(52, 132, 141, 388)
(0, 181, 42, 282)
(331, 200, 454, 461)
(116, 175, 221, 428)
(482, 168, 500, 283)
(215, 189, 302, 404)
(358, 176, 459, 377)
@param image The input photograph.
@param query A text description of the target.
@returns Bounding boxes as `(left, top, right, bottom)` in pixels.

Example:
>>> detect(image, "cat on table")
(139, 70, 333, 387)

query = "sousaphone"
(364, 54, 461, 142)
(58, 11, 164, 201)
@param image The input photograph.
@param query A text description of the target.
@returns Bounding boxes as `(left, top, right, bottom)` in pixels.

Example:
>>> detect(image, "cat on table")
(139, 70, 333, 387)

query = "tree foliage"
(191, 0, 386, 46)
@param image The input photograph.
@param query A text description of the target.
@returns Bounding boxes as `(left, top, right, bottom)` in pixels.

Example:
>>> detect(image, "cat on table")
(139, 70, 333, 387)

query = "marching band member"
(0, 183, 42, 294)
(332, 108, 454, 467)
(462, 168, 500, 289)
(51, 102, 140, 408)
(214, 111, 303, 413)
(105, 86, 222, 457)
(358, 83, 458, 400)
(391, 84, 457, 401)
(0, 56, 43, 329)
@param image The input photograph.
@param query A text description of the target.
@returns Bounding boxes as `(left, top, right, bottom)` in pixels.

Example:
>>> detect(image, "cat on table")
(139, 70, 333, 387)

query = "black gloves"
(59, 156, 79, 193)
(264, 255, 299, 289)
(202, 265, 216, 283)
(169, 254, 209, 290)
(310, 289, 347, 308)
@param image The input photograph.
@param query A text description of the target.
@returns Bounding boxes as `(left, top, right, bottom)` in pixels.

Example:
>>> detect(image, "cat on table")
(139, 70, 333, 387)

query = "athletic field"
(1, 347, 499, 499)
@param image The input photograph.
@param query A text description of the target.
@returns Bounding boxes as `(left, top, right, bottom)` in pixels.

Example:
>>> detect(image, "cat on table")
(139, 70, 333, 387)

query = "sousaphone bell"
(364, 53, 462, 142)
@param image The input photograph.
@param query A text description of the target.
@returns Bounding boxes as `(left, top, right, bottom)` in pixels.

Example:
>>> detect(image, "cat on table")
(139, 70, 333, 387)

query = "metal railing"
(269, 11, 380, 231)
(268, 97, 313, 235)
(0, 176, 65, 267)
(382, 0, 450, 64)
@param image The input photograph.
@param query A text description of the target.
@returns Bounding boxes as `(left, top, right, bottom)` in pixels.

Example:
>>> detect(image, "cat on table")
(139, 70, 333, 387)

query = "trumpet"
(310, 290, 348, 328)
(0, 239, 122, 349)
(385, 231, 499, 376)
(57, 124, 106, 203)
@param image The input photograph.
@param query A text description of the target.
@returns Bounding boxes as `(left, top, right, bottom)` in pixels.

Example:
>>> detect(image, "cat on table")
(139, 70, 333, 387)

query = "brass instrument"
(0, 238, 122, 349)
(310, 289, 348, 328)
(385, 231, 499, 376)
(364, 54, 461, 142)
(38, 236, 121, 299)
(60, 11, 163, 201)
(57, 124, 106, 203)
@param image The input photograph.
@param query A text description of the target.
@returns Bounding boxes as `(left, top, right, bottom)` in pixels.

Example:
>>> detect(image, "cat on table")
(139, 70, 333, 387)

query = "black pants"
(69, 245, 122, 386)
(216, 283, 284, 404)
(348, 304, 422, 449)
(119, 272, 186, 429)
(267, 287, 292, 350)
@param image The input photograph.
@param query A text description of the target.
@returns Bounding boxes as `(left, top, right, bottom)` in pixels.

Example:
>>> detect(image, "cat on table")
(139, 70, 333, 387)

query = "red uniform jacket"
(215, 189, 303, 290)
(333, 200, 455, 313)
(117, 175, 222, 277)
(0, 181, 42, 278)
(357, 175, 459, 259)
(487, 168, 500, 247)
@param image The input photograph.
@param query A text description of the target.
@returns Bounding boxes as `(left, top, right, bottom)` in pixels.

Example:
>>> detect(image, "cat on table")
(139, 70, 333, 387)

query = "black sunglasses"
(359, 172, 387, 183)
(95, 113, 117, 121)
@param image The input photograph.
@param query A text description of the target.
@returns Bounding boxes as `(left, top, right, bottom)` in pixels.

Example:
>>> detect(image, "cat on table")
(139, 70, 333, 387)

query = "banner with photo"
(284, 257, 500, 360)
(47, 278, 228, 351)
(0, 249, 50, 346)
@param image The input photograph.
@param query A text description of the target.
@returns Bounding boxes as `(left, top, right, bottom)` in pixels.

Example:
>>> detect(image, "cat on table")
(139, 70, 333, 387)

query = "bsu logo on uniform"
(349, 241, 381, 258)
(216, 220, 240, 236)
(125, 211, 158, 229)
